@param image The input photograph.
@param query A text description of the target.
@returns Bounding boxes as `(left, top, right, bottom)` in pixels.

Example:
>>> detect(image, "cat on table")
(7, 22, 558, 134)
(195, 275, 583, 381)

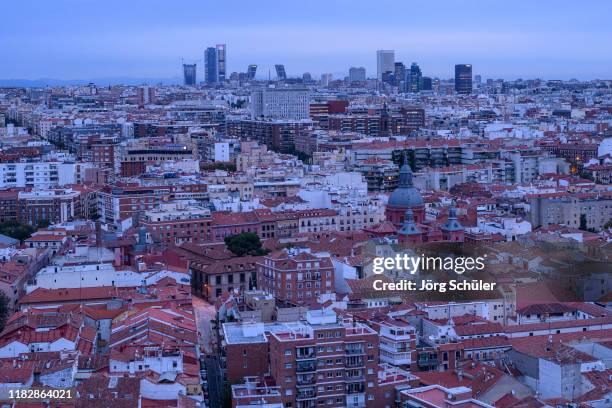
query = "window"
(285, 349, 292, 356)
(285, 363, 292, 369)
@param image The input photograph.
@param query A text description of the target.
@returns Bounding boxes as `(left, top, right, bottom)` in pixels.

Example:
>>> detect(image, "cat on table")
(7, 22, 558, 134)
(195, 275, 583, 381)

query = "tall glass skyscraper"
(275, 64, 287, 81)
(204, 47, 218, 84)
(376, 50, 395, 81)
(455, 64, 473, 94)
(247, 64, 257, 80)
(183, 63, 197, 86)
(216, 44, 226, 82)
(394, 62, 406, 88)
(409, 62, 422, 93)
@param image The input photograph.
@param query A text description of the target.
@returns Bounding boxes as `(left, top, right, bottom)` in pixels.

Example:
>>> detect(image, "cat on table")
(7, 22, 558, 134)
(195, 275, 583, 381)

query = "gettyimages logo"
(372, 254, 486, 275)
(371, 254, 496, 292)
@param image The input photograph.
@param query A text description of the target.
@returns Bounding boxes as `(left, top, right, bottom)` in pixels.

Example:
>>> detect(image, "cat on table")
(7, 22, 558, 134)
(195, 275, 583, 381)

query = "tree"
(579, 214, 588, 231)
(224, 232, 268, 257)
(0, 220, 35, 241)
(604, 219, 612, 230)
(0, 291, 10, 332)
(202, 162, 237, 172)
(37, 219, 50, 229)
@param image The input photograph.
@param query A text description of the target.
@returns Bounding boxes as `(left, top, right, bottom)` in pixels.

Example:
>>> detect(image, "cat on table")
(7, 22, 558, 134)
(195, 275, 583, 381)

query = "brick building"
(257, 250, 335, 303)
(142, 202, 212, 245)
(222, 311, 413, 408)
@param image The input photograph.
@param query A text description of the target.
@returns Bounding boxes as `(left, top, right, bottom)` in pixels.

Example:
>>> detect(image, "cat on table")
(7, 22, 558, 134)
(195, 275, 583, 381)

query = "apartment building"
(222, 310, 384, 408)
(529, 192, 612, 230)
(250, 86, 311, 120)
(0, 161, 93, 189)
(257, 250, 335, 303)
(142, 201, 212, 245)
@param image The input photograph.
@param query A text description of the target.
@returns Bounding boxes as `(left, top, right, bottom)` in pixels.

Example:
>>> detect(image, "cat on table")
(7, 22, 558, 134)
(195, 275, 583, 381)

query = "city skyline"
(1, 0, 611, 82)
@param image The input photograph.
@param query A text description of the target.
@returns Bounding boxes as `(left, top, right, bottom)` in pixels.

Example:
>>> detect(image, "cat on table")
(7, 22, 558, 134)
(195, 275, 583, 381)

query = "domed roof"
(388, 159, 423, 208)
(441, 207, 464, 232)
(398, 209, 421, 235)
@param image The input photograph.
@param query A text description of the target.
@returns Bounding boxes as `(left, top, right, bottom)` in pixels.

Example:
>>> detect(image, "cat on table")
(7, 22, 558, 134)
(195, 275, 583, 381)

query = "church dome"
(388, 160, 423, 208)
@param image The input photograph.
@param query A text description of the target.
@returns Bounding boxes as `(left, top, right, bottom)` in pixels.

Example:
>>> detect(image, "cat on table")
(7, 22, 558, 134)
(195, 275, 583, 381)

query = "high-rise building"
(455, 64, 473, 94)
(474, 74, 482, 87)
(408, 62, 422, 93)
(348, 66, 366, 82)
(204, 47, 218, 84)
(275, 64, 287, 81)
(421, 76, 433, 91)
(302, 72, 312, 82)
(320, 73, 332, 86)
(394, 62, 406, 88)
(376, 50, 395, 81)
(250, 86, 311, 120)
(182, 63, 196, 86)
(247, 64, 257, 80)
(216, 44, 226, 82)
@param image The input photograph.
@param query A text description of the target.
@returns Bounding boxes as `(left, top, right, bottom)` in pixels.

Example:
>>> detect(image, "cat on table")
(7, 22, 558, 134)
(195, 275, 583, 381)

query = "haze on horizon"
(2, 0, 611, 82)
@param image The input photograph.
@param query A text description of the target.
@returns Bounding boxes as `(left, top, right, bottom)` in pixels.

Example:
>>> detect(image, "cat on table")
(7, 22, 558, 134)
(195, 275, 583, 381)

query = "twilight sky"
(1, 0, 611, 81)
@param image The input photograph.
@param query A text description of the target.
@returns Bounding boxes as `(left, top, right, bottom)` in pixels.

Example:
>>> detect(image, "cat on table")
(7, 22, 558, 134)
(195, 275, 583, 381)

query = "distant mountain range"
(0, 77, 183, 87)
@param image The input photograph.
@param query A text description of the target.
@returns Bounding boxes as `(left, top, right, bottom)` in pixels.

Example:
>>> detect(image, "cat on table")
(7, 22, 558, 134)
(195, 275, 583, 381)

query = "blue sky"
(1, 0, 611, 80)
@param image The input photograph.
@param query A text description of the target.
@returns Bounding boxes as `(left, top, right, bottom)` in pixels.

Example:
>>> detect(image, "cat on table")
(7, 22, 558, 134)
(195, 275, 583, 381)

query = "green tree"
(604, 219, 612, 230)
(37, 219, 50, 229)
(224, 232, 268, 257)
(0, 221, 36, 241)
(0, 291, 10, 332)
(202, 162, 237, 172)
(579, 214, 588, 231)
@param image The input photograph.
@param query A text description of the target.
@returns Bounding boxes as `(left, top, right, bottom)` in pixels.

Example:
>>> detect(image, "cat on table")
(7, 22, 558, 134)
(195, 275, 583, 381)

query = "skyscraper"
(182, 63, 196, 86)
(247, 64, 257, 80)
(204, 47, 218, 84)
(421, 77, 433, 91)
(376, 50, 395, 81)
(320, 73, 332, 86)
(409, 62, 422, 93)
(275, 64, 287, 81)
(455, 64, 473, 94)
(394, 62, 406, 88)
(348, 67, 366, 82)
(216, 44, 226, 82)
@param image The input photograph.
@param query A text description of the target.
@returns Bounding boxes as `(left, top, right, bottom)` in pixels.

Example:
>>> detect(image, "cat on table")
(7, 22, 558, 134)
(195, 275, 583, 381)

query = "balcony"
(346, 383, 365, 394)
(296, 388, 316, 401)
(296, 361, 316, 373)
(345, 347, 365, 355)
(345, 356, 364, 368)
(296, 347, 316, 360)
(296, 374, 316, 386)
